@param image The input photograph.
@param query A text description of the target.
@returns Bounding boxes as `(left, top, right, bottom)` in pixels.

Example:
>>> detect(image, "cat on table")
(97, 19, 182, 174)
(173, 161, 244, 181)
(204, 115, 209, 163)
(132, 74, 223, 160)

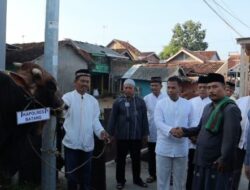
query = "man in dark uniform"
(172, 73, 241, 190)
(108, 79, 149, 189)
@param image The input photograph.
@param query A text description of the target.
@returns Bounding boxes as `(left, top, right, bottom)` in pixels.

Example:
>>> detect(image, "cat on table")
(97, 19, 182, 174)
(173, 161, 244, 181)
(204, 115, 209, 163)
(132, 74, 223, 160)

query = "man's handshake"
(170, 127, 184, 138)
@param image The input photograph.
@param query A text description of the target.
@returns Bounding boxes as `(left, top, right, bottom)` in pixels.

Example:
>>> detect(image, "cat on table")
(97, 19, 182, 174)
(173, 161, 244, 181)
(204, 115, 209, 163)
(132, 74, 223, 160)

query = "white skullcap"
(123, 79, 135, 87)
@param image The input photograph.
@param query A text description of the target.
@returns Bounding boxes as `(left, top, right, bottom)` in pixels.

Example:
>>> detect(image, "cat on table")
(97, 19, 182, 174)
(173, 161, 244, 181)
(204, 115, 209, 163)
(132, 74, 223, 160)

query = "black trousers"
(187, 148, 195, 190)
(231, 148, 246, 190)
(147, 142, 156, 178)
(116, 140, 142, 184)
(192, 166, 233, 190)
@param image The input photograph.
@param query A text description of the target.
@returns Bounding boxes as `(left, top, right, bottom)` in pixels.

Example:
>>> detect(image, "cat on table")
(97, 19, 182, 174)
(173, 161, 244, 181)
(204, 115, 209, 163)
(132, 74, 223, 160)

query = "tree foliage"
(160, 20, 208, 59)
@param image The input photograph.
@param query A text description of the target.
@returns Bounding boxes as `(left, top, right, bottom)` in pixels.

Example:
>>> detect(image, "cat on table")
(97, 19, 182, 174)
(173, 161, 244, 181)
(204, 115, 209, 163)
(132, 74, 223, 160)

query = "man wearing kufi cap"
(108, 78, 149, 189)
(144, 77, 166, 183)
(172, 73, 241, 190)
(186, 75, 211, 190)
(62, 69, 109, 190)
(123, 78, 135, 87)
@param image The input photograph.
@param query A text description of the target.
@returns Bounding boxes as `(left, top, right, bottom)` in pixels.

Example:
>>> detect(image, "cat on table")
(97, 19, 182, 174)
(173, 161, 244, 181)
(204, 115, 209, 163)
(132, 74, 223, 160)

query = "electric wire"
(212, 0, 250, 29)
(203, 0, 243, 37)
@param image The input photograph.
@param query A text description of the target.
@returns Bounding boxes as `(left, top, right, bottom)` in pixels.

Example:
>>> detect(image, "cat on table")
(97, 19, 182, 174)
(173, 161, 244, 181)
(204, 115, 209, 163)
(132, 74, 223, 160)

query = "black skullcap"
(197, 76, 208, 84)
(150, 76, 162, 84)
(226, 81, 235, 88)
(207, 73, 225, 84)
(75, 69, 90, 79)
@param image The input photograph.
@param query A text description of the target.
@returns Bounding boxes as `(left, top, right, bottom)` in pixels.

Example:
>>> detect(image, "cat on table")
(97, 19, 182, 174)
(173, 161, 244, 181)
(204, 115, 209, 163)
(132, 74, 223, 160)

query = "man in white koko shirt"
(62, 69, 109, 190)
(154, 76, 195, 190)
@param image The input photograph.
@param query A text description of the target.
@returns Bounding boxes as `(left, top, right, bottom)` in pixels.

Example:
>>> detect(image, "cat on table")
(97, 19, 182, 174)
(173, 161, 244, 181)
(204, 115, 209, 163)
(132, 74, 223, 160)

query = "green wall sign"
(92, 63, 109, 73)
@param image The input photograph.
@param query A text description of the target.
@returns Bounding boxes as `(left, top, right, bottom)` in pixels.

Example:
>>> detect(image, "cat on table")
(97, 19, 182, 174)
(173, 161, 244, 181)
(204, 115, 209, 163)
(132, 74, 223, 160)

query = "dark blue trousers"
(64, 146, 93, 190)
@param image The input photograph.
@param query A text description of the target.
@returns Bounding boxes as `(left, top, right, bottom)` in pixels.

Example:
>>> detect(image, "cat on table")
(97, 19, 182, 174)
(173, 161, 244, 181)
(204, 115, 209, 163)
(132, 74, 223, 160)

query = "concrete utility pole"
(0, 0, 7, 70)
(237, 38, 250, 97)
(42, 0, 60, 190)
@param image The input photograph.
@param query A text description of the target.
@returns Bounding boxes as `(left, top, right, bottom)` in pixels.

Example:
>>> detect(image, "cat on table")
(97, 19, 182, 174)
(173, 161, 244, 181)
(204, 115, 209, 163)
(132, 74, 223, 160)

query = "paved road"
(106, 159, 249, 190)
(106, 159, 157, 190)
(56, 158, 249, 190)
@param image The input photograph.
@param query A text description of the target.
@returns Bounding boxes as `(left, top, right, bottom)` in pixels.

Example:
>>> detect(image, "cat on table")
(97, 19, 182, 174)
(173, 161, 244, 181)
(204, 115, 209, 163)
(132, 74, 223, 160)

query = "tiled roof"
(194, 51, 219, 60)
(168, 61, 224, 75)
(6, 42, 45, 66)
(183, 48, 206, 62)
(191, 61, 224, 74)
(137, 52, 160, 61)
(112, 49, 134, 60)
(107, 39, 159, 63)
(166, 48, 220, 64)
(6, 40, 127, 66)
(6, 41, 95, 65)
(185, 49, 220, 61)
(6, 44, 21, 51)
(110, 39, 141, 56)
(227, 53, 240, 69)
(139, 52, 155, 57)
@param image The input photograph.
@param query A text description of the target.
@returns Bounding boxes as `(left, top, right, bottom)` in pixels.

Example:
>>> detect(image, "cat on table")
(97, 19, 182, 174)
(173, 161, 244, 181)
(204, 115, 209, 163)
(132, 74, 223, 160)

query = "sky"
(6, 0, 250, 59)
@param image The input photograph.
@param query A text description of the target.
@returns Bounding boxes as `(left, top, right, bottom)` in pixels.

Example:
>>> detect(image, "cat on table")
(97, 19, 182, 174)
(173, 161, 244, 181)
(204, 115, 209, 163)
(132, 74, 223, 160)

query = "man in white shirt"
(232, 96, 250, 189)
(244, 109, 250, 190)
(186, 76, 211, 190)
(154, 76, 194, 190)
(62, 69, 109, 190)
(144, 77, 166, 183)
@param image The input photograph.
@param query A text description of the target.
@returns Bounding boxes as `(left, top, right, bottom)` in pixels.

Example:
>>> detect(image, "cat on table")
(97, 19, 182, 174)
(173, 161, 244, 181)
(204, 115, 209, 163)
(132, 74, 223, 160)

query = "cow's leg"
(18, 133, 41, 185)
(0, 139, 19, 187)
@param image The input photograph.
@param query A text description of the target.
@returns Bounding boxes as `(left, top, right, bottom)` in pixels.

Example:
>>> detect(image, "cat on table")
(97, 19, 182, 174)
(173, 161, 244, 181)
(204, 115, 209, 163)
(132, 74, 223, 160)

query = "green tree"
(160, 20, 208, 59)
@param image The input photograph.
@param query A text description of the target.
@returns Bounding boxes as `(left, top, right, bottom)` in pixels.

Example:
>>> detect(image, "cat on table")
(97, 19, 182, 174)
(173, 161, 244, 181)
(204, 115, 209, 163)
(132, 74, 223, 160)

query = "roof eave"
(166, 48, 204, 63)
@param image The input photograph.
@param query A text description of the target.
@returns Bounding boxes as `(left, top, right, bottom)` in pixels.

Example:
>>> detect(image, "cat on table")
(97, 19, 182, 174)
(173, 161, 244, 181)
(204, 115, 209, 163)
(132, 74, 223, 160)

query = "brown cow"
(0, 62, 63, 187)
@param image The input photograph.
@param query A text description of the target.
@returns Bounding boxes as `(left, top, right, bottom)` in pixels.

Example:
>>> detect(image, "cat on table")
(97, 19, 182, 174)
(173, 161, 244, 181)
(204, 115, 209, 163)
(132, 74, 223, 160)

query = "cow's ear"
(9, 72, 28, 88)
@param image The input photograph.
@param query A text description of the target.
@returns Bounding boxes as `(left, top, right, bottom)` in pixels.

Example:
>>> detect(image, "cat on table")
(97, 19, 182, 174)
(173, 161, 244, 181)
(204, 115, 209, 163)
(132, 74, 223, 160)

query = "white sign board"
(17, 108, 50, 125)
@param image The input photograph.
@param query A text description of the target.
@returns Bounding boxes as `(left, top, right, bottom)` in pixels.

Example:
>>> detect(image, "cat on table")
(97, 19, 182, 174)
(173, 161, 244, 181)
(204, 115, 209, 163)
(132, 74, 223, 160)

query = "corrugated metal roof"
(122, 64, 141, 79)
(72, 41, 128, 59)
(122, 65, 180, 81)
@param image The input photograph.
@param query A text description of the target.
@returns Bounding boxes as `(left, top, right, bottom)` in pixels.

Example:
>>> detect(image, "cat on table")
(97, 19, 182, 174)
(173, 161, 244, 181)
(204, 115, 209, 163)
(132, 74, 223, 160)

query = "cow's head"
(10, 62, 63, 111)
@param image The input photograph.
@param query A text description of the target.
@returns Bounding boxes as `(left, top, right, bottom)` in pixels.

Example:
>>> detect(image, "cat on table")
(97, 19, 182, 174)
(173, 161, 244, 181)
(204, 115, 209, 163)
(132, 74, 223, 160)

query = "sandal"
(146, 176, 156, 183)
(116, 183, 124, 190)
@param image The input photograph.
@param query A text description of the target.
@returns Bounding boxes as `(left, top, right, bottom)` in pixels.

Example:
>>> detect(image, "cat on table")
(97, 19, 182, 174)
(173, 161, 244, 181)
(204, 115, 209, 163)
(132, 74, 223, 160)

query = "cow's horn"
(32, 68, 42, 77)
(13, 62, 23, 67)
